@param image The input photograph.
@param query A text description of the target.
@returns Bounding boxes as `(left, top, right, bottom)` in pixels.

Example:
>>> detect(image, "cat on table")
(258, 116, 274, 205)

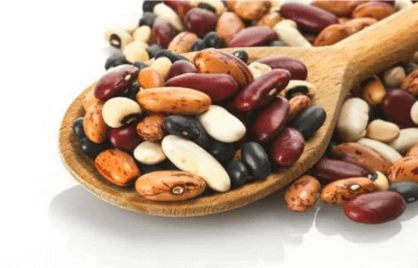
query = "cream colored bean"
(280, 19, 298, 29)
(248, 62, 272, 78)
(336, 98, 369, 142)
(132, 26, 152, 44)
(389, 128, 418, 155)
(133, 141, 167, 165)
(102, 97, 142, 128)
(104, 28, 133, 49)
(366, 119, 400, 143)
(154, 3, 184, 32)
(413, 51, 418, 65)
(357, 138, 402, 165)
(394, 0, 413, 11)
(150, 57, 172, 80)
(122, 41, 150, 63)
(190, 0, 226, 16)
(411, 101, 418, 125)
(383, 66, 406, 88)
(281, 80, 317, 98)
(270, 0, 285, 13)
(273, 21, 312, 48)
(369, 172, 390, 191)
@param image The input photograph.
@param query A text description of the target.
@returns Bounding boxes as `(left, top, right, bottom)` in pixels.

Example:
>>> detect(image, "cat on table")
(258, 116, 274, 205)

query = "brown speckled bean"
(284, 175, 321, 212)
(360, 76, 387, 106)
(387, 156, 418, 184)
(135, 171, 206, 201)
(136, 114, 166, 142)
(352, 1, 395, 21)
(216, 12, 245, 46)
(136, 87, 211, 115)
(313, 24, 353, 47)
(168, 31, 199, 53)
(233, 0, 270, 21)
(407, 143, 418, 157)
(311, 0, 359, 17)
(320, 177, 375, 205)
(138, 67, 166, 89)
(95, 149, 141, 187)
(83, 101, 108, 144)
(288, 95, 312, 121)
(257, 12, 282, 28)
(401, 69, 418, 96)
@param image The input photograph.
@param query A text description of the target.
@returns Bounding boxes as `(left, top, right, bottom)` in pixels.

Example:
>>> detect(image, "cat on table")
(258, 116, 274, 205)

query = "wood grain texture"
(59, 4, 418, 217)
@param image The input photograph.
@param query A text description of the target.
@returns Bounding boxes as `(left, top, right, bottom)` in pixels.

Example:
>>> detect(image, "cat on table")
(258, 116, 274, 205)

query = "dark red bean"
(164, 0, 192, 19)
(166, 73, 239, 102)
(313, 158, 369, 184)
(183, 8, 218, 38)
(234, 69, 291, 112)
(256, 56, 308, 80)
(271, 128, 305, 166)
(167, 60, 197, 79)
(109, 124, 142, 152)
(280, 2, 339, 33)
(228, 26, 275, 48)
(344, 191, 406, 224)
(93, 65, 139, 101)
(381, 89, 417, 127)
(153, 18, 175, 49)
(252, 96, 290, 142)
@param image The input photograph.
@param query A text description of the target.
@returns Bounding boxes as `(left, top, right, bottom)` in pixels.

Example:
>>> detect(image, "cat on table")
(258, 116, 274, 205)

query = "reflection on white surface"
(49, 185, 418, 267)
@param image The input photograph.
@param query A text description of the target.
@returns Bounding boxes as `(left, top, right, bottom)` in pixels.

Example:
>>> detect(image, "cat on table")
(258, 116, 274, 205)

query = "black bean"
(368, 172, 378, 182)
(139, 12, 156, 28)
(132, 61, 149, 72)
(404, 62, 418, 75)
(147, 44, 163, 58)
(164, 115, 210, 148)
(191, 39, 206, 51)
(197, 3, 216, 13)
(159, 159, 180, 171)
(105, 52, 128, 70)
(292, 105, 326, 140)
(268, 40, 286, 47)
(155, 49, 189, 63)
(388, 181, 418, 203)
(203, 31, 221, 48)
(123, 83, 140, 101)
(368, 105, 374, 122)
(226, 160, 249, 188)
(72, 117, 86, 139)
(208, 140, 236, 163)
(285, 86, 309, 99)
(232, 50, 248, 64)
(137, 162, 163, 174)
(79, 138, 111, 158)
(241, 142, 271, 180)
(142, 1, 161, 13)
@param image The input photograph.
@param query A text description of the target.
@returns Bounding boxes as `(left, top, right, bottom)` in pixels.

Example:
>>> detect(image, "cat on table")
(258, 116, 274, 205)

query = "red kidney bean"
(252, 96, 290, 142)
(256, 56, 308, 80)
(234, 69, 291, 112)
(228, 26, 275, 48)
(313, 158, 369, 184)
(344, 191, 406, 224)
(271, 127, 305, 166)
(109, 124, 142, 152)
(153, 18, 175, 49)
(183, 8, 218, 38)
(225, 100, 246, 123)
(166, 73, 239, 102)
(381, 89, 417, 127)
(164, 0, 192, 19)
(167, 60, 197, 79)
(280, 2, 339, 33)
(93, 65, 139, 101)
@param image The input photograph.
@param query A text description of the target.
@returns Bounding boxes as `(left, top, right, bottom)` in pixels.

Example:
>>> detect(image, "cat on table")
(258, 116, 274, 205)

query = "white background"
(2, 1, 418, 267)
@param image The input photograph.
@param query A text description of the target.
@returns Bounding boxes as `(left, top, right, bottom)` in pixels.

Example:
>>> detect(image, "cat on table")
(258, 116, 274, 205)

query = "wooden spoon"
(59, 5, 418, 217)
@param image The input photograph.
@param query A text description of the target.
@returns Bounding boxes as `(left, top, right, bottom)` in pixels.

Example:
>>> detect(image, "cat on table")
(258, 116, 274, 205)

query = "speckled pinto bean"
(256, 56, 308, 80)
(135, 171, 206, 201)
(168, 32, 199, 53)
(288, 95, 312, 121)
(344, 191, 406, 224)
(83, 102, 108, 144)
(331, 142, 392, 173)
(386, 156, 418, 184)
(136, 87, 211, 115)
(166, 73, 239, 102)
(284, 175, 321, 212)
(136, 114, 166, 142)
(252, 96, 290, 143)
(313, 158, 369, 184)
(351, 1, 395, 21)
(271, 128, 305, 166)
(234, 69, 291, 112)
(407, 143, 418, 157)
(311, 0, 359, 17)
(233, 0, 270, 21)
(228, 26, 275, 48)
(216, 12, 245, 46)
(138, 67, 166, 89)
(401, 69, 418, 96)
(320, 177, 375, 205)
(280, 2, 339, 33)
(194, 50, 253, 88)
(94, 65, 139, 101)
(313, 24, 353, 47)
(95, 149, 141, 187)
(257, 12, 282, 28)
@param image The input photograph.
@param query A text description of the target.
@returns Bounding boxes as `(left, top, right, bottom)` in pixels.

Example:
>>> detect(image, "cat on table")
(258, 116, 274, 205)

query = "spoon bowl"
(59, 5, 418, 217)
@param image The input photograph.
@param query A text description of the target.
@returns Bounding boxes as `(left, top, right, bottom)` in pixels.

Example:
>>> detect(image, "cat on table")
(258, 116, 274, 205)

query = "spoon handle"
(334, 4, 418, 84)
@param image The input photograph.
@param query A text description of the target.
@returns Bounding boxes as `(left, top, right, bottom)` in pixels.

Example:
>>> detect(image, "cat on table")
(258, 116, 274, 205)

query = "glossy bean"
(313, 24, 353, 47)
(164, 115, 209, 148)
(389, 128, 418, 155)
(138, 67, 166, 89)
(386, 156, 418, 184)
(164, 0, 192, 19)
(228, 26, 275, 48)
(153, 3, 184, 32)
(252, 96, 290, 142)
(336, 98, 369, 141)
(72, 117, 86, 139)
(389, 181, 418, 203)
(311, 0, 359, 16)
(360, 76, 387, 106)
(284, 175, 321, 212)
(184, 8, 218, 38)
(320, 177, 375, 205)
(167, 60, 197, 79)
(292, 105, 326, 140)
(155, 49, 189, 63)
(257, 12, 282, 28)
(166, 73, 239, 102)
(401, 68, 418, 96)
(271, 128, 305, 166)
(79, 138, 111, 159)
(288, 95, 311, 122)
(366, 119, 400, 143)
(407, 143, 418, 157)
(216, 12, 245, 46)
(208, 140, 236, 163)
(256, 56, 308, 80)
(153, 18, 175, 49)
(133, 141, 167, 165)
(352, 1, 395, 21)
(234, 69, 291, 112)
(241, 142, 271, 180)
(273, 21, 313, 48)
(109, 124, 142, 152)
(369, 171, 390, 191)
(381, 89, 416, 127)
(233, 0, 270, 20)
(83, 102, 108, 144)
(225, 160, 249, 188)
(136, 114, 166, 142)
(313, 158, 369, 184)
(357, 138, 402, 165)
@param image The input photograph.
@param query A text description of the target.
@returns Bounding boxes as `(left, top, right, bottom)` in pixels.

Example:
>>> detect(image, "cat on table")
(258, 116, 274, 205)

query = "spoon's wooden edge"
(58, 75, 336, 217)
